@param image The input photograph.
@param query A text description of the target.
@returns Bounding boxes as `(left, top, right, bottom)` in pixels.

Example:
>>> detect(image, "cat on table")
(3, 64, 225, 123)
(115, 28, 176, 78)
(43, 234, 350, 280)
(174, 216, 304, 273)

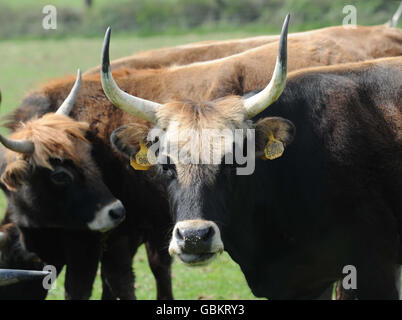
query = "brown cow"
(85, 1, 402, 75)
(90, 19, 402, 109)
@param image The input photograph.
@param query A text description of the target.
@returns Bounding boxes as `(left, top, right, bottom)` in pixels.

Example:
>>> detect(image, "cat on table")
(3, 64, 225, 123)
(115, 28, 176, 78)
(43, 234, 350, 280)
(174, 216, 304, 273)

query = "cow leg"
(100, 268, 116, 300)
(354, 261, 399, 300)
(395, 266, 401, 299)
(145, 236, 173, 300)
(63, 231, 101, 300)
(101, 234, 136, 300)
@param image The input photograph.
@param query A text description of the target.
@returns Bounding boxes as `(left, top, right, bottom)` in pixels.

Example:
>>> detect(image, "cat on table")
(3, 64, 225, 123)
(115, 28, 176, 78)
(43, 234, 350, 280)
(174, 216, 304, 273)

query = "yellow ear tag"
(263, 131, 284, 160)
(130, 141, 154, 171)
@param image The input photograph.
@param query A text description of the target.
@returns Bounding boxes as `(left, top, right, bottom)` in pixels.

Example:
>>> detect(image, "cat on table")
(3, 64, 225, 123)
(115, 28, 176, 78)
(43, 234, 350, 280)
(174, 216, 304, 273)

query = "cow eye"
(160, 160, 176, 179)
(50, 167, 73, 186)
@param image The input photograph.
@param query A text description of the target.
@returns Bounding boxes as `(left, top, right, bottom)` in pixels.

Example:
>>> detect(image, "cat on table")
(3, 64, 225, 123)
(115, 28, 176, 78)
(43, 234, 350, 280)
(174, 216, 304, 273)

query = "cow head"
(104, 15, 294, 265)
(0, 71, 125, 232)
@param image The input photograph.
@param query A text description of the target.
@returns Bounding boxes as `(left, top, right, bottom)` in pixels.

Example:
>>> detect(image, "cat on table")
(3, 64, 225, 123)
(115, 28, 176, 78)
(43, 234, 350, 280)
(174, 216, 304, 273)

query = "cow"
(104, 15, 402, 299)
(0, 70, 125, 232)
(86, 17, 402, 113)
(0, 73, 173, 300)
(84, 1, 402, 75)
(4, 7, 400, 298)
(0, 72, 135, 300)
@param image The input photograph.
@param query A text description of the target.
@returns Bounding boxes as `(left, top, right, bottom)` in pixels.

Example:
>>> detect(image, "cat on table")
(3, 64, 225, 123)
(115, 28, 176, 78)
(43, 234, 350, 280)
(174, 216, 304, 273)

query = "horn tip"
(102, 28, 112, 74)
(77, 69, 82, 85)
(284, 13, 290, 30)
(75, 69, 82, 86)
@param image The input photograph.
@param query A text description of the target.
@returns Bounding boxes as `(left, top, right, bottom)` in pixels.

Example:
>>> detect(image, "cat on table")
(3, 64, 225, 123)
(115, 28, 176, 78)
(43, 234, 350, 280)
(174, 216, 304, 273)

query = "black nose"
(108, 202, 126, 221)
(176, 226, 214, 254)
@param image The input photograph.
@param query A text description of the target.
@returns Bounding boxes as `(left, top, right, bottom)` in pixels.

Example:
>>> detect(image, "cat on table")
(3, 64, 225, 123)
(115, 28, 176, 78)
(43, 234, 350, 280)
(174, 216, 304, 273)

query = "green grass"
(0, 34, 264, 300)
(46, 246, 260, 300)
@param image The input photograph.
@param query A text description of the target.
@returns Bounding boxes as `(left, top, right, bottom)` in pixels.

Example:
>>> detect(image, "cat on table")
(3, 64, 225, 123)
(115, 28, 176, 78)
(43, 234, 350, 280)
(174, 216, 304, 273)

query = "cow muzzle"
(87, 200, 126, 232)
(169, 220, 224, 266)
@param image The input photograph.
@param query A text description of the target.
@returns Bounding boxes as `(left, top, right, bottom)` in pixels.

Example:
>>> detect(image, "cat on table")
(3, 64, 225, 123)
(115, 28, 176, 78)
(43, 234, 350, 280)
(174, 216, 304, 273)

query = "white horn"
(55, 69, 81, 116)
(0, 134, 34, 154)
(101, 27, 161, 123)
(244, 14, 289, 118)
(389, 1, 402, 28)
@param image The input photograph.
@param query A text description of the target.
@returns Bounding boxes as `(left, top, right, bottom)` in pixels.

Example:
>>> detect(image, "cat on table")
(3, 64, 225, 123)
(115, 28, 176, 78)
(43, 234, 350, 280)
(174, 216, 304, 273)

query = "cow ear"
(111, 124, 156, 171)
(254, 117, 295, 160)
(111, 125, 140, 159)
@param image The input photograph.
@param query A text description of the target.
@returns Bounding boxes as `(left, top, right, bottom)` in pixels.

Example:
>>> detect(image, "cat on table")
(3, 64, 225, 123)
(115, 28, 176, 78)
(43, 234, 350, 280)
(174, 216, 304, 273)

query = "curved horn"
(55, 69, 82, 116)
(101, 27, 161, 123)
(0, 269, 50, 287)
(243, 14, 289, 118)
(0, 134, 34, 154)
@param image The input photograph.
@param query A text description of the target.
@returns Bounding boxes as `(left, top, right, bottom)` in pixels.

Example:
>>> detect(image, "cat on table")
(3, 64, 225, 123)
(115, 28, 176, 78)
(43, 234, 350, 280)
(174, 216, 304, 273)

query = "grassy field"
(0, 33, 266, 300)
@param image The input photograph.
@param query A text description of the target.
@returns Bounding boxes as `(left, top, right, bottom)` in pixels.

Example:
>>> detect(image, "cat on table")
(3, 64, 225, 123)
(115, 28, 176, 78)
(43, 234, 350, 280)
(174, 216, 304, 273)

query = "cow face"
(111, 98, 295, 265)
(0, 113, 125, 232)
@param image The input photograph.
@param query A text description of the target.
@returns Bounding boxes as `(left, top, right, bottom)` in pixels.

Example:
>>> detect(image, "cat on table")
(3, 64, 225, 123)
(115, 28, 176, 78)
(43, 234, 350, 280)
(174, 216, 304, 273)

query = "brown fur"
(0, 223, 13, 249)
(79, 26, 402, 109)
(1, 114, 90, 191)
(155, 98, 249, 186)
(254, 117, 295, 151)
(84, 25, 402, 75)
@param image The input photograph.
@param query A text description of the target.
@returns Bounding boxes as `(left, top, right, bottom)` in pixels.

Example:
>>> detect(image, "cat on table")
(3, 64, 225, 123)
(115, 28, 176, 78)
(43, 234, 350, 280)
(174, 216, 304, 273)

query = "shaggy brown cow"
(84, 1, 402, 75)
(0, 72, 137, 299)
(1, 71, 173, 300)
(103, 13, 402, 299)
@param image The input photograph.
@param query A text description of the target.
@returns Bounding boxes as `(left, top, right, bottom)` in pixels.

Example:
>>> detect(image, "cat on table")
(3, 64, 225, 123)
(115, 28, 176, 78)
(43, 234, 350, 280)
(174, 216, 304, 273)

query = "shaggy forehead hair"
(156, 96, 248, 131)
(4, 113, 90, 169)
(153, 96, 251, 186)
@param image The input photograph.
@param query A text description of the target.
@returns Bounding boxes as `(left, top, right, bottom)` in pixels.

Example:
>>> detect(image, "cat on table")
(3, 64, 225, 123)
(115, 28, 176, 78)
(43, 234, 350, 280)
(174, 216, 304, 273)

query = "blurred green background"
(0, 0, 399, 39)
(0, 0, 400, 299)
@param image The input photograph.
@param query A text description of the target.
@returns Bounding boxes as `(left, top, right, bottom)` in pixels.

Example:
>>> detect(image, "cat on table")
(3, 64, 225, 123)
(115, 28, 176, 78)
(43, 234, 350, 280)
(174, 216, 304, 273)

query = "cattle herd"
(0, 3, 401, 300)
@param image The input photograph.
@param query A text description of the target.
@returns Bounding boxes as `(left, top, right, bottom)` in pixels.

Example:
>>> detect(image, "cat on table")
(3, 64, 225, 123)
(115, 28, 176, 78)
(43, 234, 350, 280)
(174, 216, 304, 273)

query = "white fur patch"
(87, 200, 124, 232)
